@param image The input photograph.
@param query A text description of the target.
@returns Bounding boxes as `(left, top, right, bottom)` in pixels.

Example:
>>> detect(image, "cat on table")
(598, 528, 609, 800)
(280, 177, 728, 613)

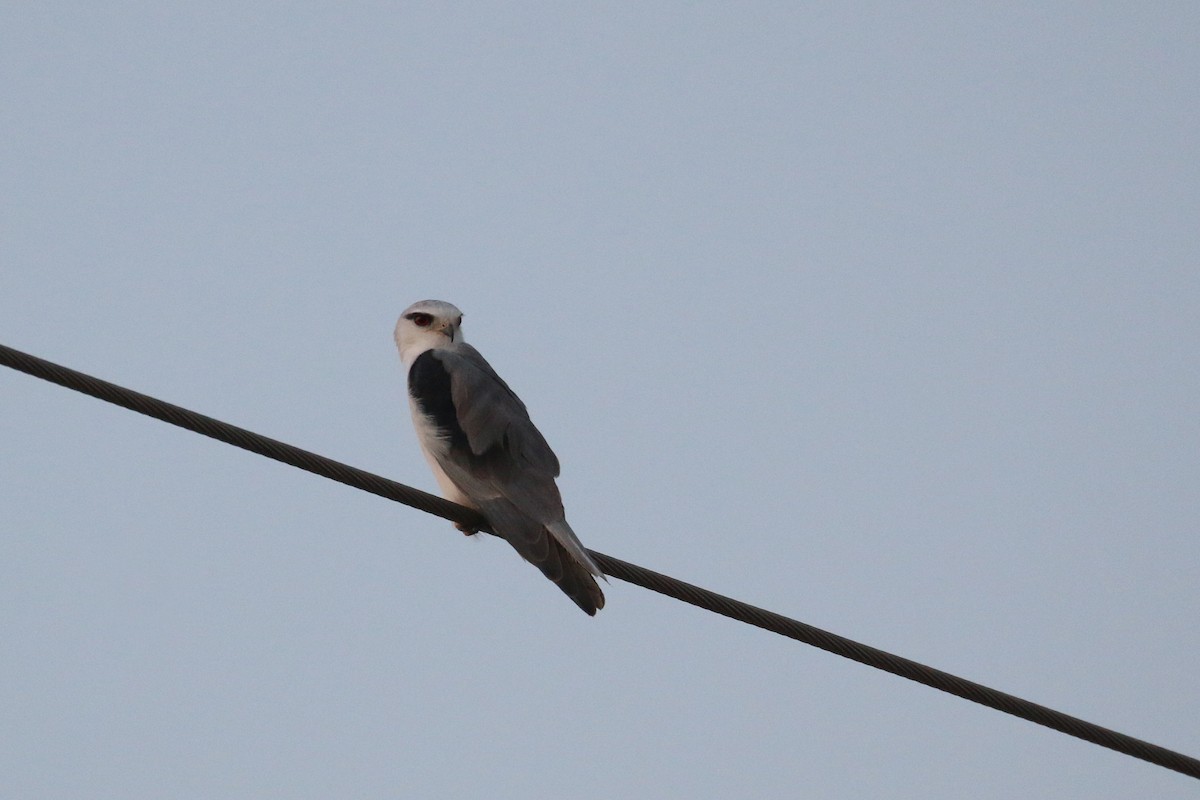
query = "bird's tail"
(540, 535, 606, 616)
(479, 501, 605, 615)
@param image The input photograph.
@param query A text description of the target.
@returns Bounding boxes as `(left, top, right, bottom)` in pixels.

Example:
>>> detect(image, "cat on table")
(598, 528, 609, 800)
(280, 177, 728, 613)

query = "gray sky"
(2, 4, 1198, 798)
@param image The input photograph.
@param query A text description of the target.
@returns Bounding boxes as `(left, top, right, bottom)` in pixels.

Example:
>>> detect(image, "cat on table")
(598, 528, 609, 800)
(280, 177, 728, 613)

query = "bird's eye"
(408, 313, 433, 327)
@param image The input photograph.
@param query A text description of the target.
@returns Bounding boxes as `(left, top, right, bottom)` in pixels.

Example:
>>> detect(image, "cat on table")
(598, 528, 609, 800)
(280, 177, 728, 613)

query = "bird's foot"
(454, 522, 479, 536)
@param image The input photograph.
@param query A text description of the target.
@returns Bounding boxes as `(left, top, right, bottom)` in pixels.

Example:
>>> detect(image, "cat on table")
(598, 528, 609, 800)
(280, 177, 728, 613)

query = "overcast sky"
(2, 4, 1198, 798)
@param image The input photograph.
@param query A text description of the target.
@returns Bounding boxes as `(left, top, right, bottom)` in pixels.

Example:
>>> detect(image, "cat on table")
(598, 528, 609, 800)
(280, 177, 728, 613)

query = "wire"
(2, 341, 1198, 781)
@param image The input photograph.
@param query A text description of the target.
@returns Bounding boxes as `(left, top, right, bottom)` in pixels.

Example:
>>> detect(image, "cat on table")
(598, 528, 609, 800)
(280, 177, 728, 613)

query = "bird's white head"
(395, 299, 465, 366)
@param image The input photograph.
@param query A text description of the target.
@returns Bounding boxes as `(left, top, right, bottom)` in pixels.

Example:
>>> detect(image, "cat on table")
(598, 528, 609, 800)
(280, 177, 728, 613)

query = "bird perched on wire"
(394, 299, 605, 615)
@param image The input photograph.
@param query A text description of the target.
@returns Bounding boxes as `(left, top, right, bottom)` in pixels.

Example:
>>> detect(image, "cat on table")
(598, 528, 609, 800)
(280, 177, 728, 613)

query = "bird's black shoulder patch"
(408, 351, 469, 450)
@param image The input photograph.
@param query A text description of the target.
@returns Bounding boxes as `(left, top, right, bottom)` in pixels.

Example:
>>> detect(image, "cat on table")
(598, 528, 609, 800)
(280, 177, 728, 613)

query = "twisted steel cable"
(2, 342, 1198, 780)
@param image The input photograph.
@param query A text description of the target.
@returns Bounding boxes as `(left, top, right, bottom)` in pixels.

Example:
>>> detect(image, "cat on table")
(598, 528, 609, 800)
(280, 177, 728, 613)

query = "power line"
(2, 341, 1198, 781)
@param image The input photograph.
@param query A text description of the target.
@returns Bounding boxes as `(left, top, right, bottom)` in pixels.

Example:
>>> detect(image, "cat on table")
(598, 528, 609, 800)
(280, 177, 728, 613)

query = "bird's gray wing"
(440, 344, 560, 479)
(427, 345, 604, 613)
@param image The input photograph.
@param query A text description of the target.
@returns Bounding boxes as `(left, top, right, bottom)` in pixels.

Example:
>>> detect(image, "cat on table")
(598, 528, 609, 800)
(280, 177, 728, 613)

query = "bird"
(394, 299, 605, 615)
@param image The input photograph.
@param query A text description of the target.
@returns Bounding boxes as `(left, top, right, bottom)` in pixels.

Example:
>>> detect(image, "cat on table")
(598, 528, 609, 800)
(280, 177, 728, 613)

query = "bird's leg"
(454, 521, 479, 536)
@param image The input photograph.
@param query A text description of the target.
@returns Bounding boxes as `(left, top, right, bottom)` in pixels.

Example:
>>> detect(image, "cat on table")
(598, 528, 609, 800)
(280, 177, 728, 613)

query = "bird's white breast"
(407, 393, 477, 510)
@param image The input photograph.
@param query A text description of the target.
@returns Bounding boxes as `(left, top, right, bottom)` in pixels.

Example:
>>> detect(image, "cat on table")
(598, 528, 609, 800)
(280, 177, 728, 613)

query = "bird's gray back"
(416, 346, 558, 513)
